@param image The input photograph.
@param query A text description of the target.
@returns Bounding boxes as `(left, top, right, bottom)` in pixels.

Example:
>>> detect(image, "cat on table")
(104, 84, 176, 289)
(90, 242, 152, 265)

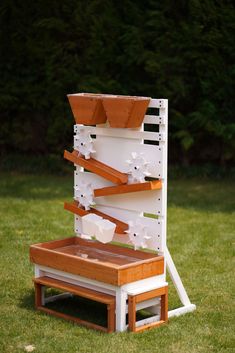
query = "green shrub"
(0, 0, 234, 166)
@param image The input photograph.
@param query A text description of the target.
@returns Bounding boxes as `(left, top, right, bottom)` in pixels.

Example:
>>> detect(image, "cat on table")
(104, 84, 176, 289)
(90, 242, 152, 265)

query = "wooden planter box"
(67, 93, 107, 125)
(30, 237, 164, 286)
(102, 96, 150, 128)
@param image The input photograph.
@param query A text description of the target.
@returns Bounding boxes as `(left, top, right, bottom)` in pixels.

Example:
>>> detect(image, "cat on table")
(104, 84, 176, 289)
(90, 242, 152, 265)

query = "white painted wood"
(116, 288, 128, 332)
(74, 171, 163, 215)
(89, 138, 164, 178)
(143, 115, 165, 125)
(158, 101, 168, 259)
(135, 298, 160, 312)
(147, 303, 161, 315)
(94, 205, 163, 251)
(74, 125, 164, 142)
(74, 215, 82, 234)
(165, 247, 191, 306)
(35, 265, 116, 294)
(96, 190, 162, 215)
(74, 170, 113, 188)
(168, 304, 196, 318)
(125, 282, 167, 296)
(148, 98, 166, 108)
(135, 315, 161, 328)
(34, 266, 43, 278)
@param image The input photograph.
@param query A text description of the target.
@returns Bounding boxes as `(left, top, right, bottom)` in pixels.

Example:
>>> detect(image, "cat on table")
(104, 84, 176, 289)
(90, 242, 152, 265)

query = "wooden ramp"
(94, 180, 162, 197)
(64, 201, 128, 234)
(64, 150, 128, 185)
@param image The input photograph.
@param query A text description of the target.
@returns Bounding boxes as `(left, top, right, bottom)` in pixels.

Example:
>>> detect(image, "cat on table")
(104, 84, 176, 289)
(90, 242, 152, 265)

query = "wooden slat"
(64, 150, 128, 185)
(135, 287, 166, 303)
(118, 259, 164, 286)
(34, 276, 114, 304)
(64, 201, 128, 234)
(134, 320, 165, 333)
(94, 180, 162, 197)
(148, 99, 166, 108)
(74, 125, 164, 142)
(128, 296, 136, 332)
(37, 306, 108, 332)
(143, 115, 165, 125)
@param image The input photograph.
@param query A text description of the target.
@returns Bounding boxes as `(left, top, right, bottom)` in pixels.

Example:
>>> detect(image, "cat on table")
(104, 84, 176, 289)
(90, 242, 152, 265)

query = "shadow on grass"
(19, 289, 36, 312)
(19, 289, 108, 327)
(19, 289, 152, 328)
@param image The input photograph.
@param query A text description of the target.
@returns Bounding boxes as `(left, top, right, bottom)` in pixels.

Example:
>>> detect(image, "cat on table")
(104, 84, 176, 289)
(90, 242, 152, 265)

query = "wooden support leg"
(160, 286, 168, 321)
(107, 303, 115, 333)
(128, 296, 136, 332)
(34, 282, 42, 308)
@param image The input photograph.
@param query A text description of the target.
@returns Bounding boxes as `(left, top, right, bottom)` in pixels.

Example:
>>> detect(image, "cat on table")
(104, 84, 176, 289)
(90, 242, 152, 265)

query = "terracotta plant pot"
(102, 95, 150, 128)
(67, 93, 107, 125)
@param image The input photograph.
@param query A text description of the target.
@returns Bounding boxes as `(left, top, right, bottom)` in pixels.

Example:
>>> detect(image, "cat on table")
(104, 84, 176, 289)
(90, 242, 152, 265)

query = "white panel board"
(74, 215, 82, 234)
(74, 170, 114, 189)
(74, 125, 164, 142)
(148, 99, 166, 108)
(95, 190, 162, 215)
(95, 205, 163, 251)
(82, 138, 164, 178)
(74, 171, 162, 215)
(143, 115, 165, 125)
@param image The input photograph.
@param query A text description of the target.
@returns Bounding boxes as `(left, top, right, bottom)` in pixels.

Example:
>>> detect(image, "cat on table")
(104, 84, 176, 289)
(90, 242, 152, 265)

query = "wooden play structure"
(30, 93, 196, 332)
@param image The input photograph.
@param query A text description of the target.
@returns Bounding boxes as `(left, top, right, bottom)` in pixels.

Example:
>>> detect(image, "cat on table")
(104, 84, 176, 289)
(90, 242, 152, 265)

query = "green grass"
(0, 172, 234, 353)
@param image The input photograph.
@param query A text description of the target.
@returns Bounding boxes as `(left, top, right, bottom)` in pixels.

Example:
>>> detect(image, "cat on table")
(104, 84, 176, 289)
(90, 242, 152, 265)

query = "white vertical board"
(73, 98, 167, 253)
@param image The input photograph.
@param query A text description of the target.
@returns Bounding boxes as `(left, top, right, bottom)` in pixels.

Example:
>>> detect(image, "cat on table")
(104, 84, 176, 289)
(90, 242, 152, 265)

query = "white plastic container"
(82, 213, 103, 237)
(95, 219, 116, 244)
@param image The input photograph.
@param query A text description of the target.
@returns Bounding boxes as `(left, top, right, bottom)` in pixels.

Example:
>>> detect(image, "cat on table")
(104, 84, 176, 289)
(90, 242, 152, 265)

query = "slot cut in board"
(94, 180, 162, 197)
(64, 150, 128, 185)
(64, 201, 128, 234)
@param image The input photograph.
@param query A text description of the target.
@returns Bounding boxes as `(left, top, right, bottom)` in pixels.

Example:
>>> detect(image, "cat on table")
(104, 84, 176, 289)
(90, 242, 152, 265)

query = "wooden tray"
(30, 237, 164, 286)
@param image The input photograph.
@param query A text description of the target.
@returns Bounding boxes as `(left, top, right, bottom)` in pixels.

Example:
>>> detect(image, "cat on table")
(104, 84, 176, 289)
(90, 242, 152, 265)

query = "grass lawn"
(0, 172, 234, 353)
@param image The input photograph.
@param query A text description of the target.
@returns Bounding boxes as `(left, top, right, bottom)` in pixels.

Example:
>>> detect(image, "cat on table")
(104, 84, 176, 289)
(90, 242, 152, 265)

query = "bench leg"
(34, 282, 42, 308)
(34, 281, 115, 333)
(128, 296, 136, 332)
(107, 303, 115, 333)
(128, 286, 168, 332)
(160, 286, 168, 322)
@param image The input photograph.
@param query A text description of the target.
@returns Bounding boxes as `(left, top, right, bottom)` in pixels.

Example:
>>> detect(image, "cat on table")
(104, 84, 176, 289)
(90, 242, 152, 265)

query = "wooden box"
(30, 237, 164, 286)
